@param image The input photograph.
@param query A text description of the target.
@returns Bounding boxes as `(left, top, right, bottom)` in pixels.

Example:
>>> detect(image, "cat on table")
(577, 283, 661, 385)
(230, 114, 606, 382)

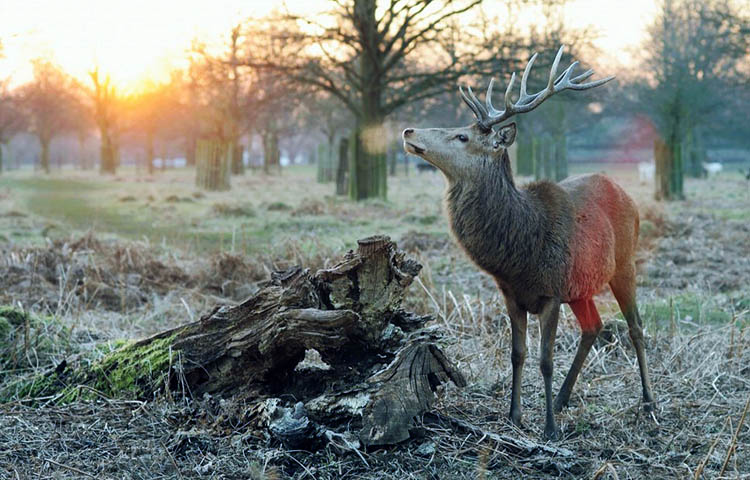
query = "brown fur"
(403, 121, 656, 440)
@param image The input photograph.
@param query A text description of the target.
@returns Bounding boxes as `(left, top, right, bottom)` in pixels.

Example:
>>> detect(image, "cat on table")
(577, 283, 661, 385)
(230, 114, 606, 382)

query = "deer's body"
(403, 46, 655, 440)
(448, 159, 637, 318)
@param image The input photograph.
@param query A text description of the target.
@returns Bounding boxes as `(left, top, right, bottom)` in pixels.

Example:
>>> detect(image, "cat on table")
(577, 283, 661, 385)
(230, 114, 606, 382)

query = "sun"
(0, 0, 294, 90)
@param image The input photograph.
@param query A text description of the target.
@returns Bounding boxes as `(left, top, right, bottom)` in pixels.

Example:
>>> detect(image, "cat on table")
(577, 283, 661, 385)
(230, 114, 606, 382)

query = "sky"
(0, 0, 659, 90)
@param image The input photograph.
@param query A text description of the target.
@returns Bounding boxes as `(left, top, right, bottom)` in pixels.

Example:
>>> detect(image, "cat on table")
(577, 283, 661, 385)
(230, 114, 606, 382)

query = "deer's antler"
(460, 45, 615, 132)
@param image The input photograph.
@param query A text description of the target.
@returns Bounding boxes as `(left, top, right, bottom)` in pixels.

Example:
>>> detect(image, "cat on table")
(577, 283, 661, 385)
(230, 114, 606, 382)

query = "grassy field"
(0, 163, 748, 479)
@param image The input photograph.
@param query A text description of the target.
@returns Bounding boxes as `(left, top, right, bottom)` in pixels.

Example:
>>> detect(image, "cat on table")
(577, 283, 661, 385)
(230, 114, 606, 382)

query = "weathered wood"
(17, 236, 465, 449)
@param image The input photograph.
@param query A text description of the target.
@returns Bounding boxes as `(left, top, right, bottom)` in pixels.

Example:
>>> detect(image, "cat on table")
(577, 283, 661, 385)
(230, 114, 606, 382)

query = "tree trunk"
(388, 143, 397, 176)
(655, 135, 684, 201)
(654, 138, 684, 201)
(230, 141, 244, 175)
(350, 63, 387, 201)
(0, 143, 3, 174)
(11, 236, 466, 449)
(350, 120, 387, 201)
(146, 130, 155, 175)
(100, 133, 117, 175)
(262, 129, 280, 175)
(316, 142, 333, 183)
(195, 139, 231, 191)
(160, 144, 167, 172)
(40, 137, 51, 174)
(335, 137, 349, 195)
(683, 128, 705, 178)
(186, 136, 197, 167)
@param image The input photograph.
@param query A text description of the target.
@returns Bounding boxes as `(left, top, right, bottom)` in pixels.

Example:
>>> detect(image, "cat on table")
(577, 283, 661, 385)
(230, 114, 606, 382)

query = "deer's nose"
(403, 128, 415, 137)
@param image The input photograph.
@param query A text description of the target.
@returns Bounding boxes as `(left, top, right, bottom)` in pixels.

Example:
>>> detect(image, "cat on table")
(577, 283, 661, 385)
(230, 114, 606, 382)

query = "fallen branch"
(423, 412, 578, 469)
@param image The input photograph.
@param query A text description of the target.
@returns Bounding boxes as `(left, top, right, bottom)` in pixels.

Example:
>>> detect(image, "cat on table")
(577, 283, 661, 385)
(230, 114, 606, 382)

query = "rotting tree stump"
(12, 236, 466, 448)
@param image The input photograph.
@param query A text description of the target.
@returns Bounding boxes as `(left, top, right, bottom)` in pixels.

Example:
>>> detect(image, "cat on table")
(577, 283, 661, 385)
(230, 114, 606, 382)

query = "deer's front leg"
(505, 295, 528, 428)
(539, 298, 561, 440)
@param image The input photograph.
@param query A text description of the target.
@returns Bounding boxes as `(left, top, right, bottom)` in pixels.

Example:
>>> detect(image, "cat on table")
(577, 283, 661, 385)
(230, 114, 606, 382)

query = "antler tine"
(459, 85, 483, 120)
(568, 75, 615, 90)
(467, 85, 488, 117)
(571, 68, 595, 83)
(546, 45, 565, 89)
(503, 72, 516, 112)
(519, 52, 537, 103)
(485, 78, 501, 116)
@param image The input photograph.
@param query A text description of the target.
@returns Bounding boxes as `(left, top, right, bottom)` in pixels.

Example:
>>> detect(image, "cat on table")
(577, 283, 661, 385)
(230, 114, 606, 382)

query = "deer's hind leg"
(609, 265, 656, 412)
(554, 298, 602, 412)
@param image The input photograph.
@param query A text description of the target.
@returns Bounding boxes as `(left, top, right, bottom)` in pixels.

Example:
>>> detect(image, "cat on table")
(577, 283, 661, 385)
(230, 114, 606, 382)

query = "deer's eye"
(456, 134, 469, 143)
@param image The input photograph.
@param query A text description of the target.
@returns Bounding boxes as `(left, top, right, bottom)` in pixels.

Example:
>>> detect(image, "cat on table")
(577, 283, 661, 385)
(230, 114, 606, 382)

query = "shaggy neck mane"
(445, 149, 547, 284)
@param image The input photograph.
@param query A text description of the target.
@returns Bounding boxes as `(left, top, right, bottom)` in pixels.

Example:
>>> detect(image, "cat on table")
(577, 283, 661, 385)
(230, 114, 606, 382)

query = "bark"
(350, 119, 387, 201)
(335, 137, 349, 195)
(262, 129, 280, 175)
(100, 133, 117, 175)
(195, 139, 231, 191)
(20, 236, 466, 449)
(655, 135, 684, 201)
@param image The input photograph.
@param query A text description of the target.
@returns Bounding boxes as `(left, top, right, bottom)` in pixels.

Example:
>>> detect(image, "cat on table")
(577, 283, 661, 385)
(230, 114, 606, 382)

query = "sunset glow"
(0, 0, 658, 90)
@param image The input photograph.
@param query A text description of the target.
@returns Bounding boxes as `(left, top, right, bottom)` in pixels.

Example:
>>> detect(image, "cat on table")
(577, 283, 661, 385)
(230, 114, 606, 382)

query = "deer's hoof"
(508, 412, 524, 429)
(643, 400, 658, 414)
(544, 425, 562, 441)
(553, 397, 567, 413)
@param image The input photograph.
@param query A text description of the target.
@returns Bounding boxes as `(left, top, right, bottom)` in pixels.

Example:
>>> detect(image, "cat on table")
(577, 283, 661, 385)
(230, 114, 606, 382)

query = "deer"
(402, 46, 656, 440)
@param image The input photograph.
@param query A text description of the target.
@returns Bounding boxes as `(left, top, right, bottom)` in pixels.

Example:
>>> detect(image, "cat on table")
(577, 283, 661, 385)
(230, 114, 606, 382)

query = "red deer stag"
(402, 46, 656, 440)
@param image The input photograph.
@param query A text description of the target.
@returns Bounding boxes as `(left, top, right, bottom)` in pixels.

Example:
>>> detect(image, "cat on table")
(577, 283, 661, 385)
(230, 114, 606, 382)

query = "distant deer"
(402, 46, 655, 440)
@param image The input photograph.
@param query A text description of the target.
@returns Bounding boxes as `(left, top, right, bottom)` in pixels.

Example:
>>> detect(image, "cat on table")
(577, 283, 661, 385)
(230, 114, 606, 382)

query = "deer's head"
(402, 45, 614, 182)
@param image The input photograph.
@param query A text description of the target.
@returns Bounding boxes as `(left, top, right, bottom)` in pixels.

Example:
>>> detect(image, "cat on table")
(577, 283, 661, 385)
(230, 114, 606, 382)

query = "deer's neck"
(445, 150, 569, 301)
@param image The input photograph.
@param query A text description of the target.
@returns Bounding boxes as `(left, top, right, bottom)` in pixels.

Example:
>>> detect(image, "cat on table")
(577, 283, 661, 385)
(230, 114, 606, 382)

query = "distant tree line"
(0, 0, 748, 201)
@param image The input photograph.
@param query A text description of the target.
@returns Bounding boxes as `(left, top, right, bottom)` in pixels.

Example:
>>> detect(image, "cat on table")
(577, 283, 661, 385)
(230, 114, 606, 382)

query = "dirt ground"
(0, 166, 748, 479)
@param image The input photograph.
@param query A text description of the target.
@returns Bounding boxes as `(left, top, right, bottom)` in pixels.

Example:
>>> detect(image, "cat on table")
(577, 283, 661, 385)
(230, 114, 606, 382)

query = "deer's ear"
(494, 123, 516, 148)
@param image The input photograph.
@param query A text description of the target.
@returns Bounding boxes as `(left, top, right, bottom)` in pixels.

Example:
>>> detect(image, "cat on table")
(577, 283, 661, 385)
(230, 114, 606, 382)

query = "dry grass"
(0, 166, 748, 478)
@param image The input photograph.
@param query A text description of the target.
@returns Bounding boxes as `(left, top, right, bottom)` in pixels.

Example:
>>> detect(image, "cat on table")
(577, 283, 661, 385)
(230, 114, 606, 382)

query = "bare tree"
(639, 0, 749, 200)
(190, 26, 253, 175)
(246, 0, 500, 200)
(89, 69, 121, 174)
(125, 78, 182, 174)
(17, 60, 76, 174)
(0, 80, 25, 173)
